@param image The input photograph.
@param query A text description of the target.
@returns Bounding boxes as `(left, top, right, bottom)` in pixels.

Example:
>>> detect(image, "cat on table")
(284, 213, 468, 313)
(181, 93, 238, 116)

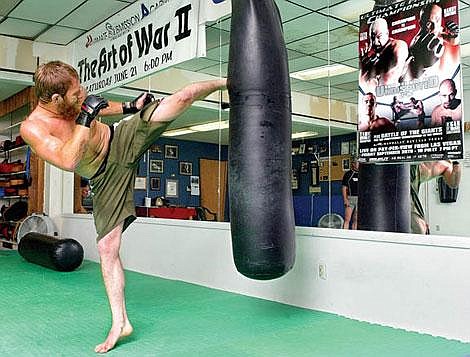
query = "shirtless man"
(411, 160, 461, 234)
(430, 78, 462, 126)
(20, 61, 226, 353)
(409, 97, 425, 128)
(360, 17, 409, 91)
(359, 92, 396, 133)
(407, 4, 460, 79)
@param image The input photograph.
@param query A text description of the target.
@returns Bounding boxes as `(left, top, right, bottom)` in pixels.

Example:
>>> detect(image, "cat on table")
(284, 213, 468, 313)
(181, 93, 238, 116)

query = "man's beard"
(58, 99, 80, 119)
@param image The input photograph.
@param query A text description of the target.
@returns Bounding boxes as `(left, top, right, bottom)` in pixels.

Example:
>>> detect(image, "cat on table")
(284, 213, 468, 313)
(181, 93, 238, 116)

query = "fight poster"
(70, 0, 201, 94)
(358, 0, 463, 163)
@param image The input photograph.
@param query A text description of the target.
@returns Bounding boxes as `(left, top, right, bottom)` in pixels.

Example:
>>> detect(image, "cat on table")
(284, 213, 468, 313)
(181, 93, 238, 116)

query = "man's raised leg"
(95, 223, 132, 353)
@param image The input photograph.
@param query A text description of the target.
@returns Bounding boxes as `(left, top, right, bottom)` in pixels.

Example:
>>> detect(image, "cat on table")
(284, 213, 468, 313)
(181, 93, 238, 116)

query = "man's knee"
(97, 227, 122, 258)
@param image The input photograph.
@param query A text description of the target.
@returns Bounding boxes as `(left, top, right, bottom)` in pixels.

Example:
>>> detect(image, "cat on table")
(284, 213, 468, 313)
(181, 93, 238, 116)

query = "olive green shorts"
(90, 100, 170, 241)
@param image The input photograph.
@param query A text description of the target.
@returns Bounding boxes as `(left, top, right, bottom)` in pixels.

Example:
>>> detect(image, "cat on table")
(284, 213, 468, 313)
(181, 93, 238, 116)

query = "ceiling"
(1, 0, 470, 142)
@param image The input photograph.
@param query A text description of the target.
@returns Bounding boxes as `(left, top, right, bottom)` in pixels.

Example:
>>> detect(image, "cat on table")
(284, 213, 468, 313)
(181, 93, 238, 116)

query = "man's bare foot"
(94, 321, 133, 353)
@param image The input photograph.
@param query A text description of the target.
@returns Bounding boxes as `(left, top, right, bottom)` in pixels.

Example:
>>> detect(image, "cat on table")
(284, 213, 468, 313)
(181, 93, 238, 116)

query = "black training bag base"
(18, 232, 84, 272)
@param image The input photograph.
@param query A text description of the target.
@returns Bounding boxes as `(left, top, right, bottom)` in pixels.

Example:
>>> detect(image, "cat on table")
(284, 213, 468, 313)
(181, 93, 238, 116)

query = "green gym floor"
(1, 250, 469, 357)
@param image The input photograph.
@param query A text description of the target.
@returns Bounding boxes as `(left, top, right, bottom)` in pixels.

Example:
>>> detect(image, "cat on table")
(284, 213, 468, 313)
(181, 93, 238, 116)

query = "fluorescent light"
(292, 131, 318, 139)
(190, 120, 229, 131)
(162, 128, 196, 137)
(328, 0, 375, 22)
(290, 64, 357, 81)
(162, 120, 229, 137)
(460, 42, 470, 58)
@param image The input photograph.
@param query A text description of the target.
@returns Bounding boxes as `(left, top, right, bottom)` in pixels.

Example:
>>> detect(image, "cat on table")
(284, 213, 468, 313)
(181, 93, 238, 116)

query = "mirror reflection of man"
(359, 92, 396, 133)
(407, 4, 460, 79)
(360, 18, 409, 91)
(430, 79, 462, 126)
(342, 158, 359, 230)
(411, 161, 461, 234)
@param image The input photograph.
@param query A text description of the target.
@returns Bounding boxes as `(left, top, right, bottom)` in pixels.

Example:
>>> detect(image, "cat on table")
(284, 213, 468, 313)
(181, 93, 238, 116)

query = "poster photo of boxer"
(357, 0, 463, 163)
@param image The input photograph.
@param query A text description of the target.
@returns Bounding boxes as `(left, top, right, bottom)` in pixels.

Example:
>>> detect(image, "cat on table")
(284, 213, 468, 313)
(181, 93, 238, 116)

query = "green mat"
(1, 250, 469, 356)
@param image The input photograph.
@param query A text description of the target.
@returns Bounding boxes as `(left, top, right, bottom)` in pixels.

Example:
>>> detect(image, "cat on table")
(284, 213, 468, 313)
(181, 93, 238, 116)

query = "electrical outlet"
(318, 262, 327, 280)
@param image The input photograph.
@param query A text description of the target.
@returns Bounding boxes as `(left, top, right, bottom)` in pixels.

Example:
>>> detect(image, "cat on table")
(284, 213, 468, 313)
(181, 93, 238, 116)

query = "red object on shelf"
(136, 206, 197, 220)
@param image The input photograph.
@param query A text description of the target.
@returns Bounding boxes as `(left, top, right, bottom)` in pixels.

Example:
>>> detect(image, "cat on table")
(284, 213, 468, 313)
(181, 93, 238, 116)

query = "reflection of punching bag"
(438, 177, 459, 203)
(227, 0, 295, 280)
(358, 163, 411, 232)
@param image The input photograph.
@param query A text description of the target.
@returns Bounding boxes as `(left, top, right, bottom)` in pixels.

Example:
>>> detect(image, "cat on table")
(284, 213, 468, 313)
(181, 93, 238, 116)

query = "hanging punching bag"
(227, 0, 295, 280)
(358, 163, 411, 232)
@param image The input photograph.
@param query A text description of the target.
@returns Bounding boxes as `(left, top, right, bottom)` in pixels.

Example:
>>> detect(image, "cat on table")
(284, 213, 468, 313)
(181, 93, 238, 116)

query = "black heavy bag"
(358, 163, 411, 233)
(438, 177, 459, 203)
(18, 232, 84, 272)
(227, 0, 295, 280)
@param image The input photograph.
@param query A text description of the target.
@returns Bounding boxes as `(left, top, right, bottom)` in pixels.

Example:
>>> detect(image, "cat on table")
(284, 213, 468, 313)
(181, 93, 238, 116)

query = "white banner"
(200, 0, 231, 22)
(71, 0, 200, 94)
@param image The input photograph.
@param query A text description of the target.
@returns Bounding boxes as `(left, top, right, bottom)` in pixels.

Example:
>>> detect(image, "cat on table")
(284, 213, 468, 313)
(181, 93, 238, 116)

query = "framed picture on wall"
(150, 177, 161, 191)
(150, 144, 162, 153)
(150, 159, 163, 173)
(179, 161, 193, 175)
(350, 141, 357, 156)
(190, 176, 200, 196)
(341, 141, 350, 155)
(291, 169, 298, 190)
(165, 145, 178, 159)
(166, 179, 178, 197)
(342, 158, 350, 171)
(134, 177, 146, 190)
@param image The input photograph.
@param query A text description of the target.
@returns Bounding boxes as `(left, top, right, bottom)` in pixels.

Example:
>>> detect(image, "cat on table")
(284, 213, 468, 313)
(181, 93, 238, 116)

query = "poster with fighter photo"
(358, 0, 463, 163)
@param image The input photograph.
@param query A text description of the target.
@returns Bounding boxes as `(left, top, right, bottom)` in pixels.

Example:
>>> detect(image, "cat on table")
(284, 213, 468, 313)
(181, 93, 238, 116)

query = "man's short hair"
(34, 61, 79, 103)
(440, 78, 457, 94)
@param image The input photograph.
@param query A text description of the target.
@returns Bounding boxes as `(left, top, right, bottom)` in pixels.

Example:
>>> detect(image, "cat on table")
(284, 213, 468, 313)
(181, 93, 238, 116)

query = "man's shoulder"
(431, 104, 442, 114)
(20, 109, 53, 140)
(377, 116, 395, 126)
(391, 38, 408, 53)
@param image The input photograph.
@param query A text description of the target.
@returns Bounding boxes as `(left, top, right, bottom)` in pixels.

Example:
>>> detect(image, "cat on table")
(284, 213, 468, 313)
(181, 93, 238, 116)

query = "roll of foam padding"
(18, 232, 84, 272)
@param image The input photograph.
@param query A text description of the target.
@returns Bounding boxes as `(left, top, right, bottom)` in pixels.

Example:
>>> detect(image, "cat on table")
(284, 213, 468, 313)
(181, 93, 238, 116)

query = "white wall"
(60, 214, 470, 343)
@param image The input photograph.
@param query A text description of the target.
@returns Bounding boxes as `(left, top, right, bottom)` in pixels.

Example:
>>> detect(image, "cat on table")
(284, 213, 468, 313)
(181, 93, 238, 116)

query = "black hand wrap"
(122, 92, 155, 114)
(76, 95, 109, 128)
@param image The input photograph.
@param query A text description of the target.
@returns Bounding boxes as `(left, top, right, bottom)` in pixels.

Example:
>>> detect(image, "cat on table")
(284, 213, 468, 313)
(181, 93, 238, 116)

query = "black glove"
(409, 31, 444, 68)
(443, 21, 459, 39)
(76, 95, 108, 127)
(122, 92, 155, 114)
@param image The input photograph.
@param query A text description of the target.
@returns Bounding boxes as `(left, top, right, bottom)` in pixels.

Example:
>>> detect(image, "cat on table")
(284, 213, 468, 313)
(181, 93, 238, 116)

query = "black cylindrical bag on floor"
(18, 232, 84, 272)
